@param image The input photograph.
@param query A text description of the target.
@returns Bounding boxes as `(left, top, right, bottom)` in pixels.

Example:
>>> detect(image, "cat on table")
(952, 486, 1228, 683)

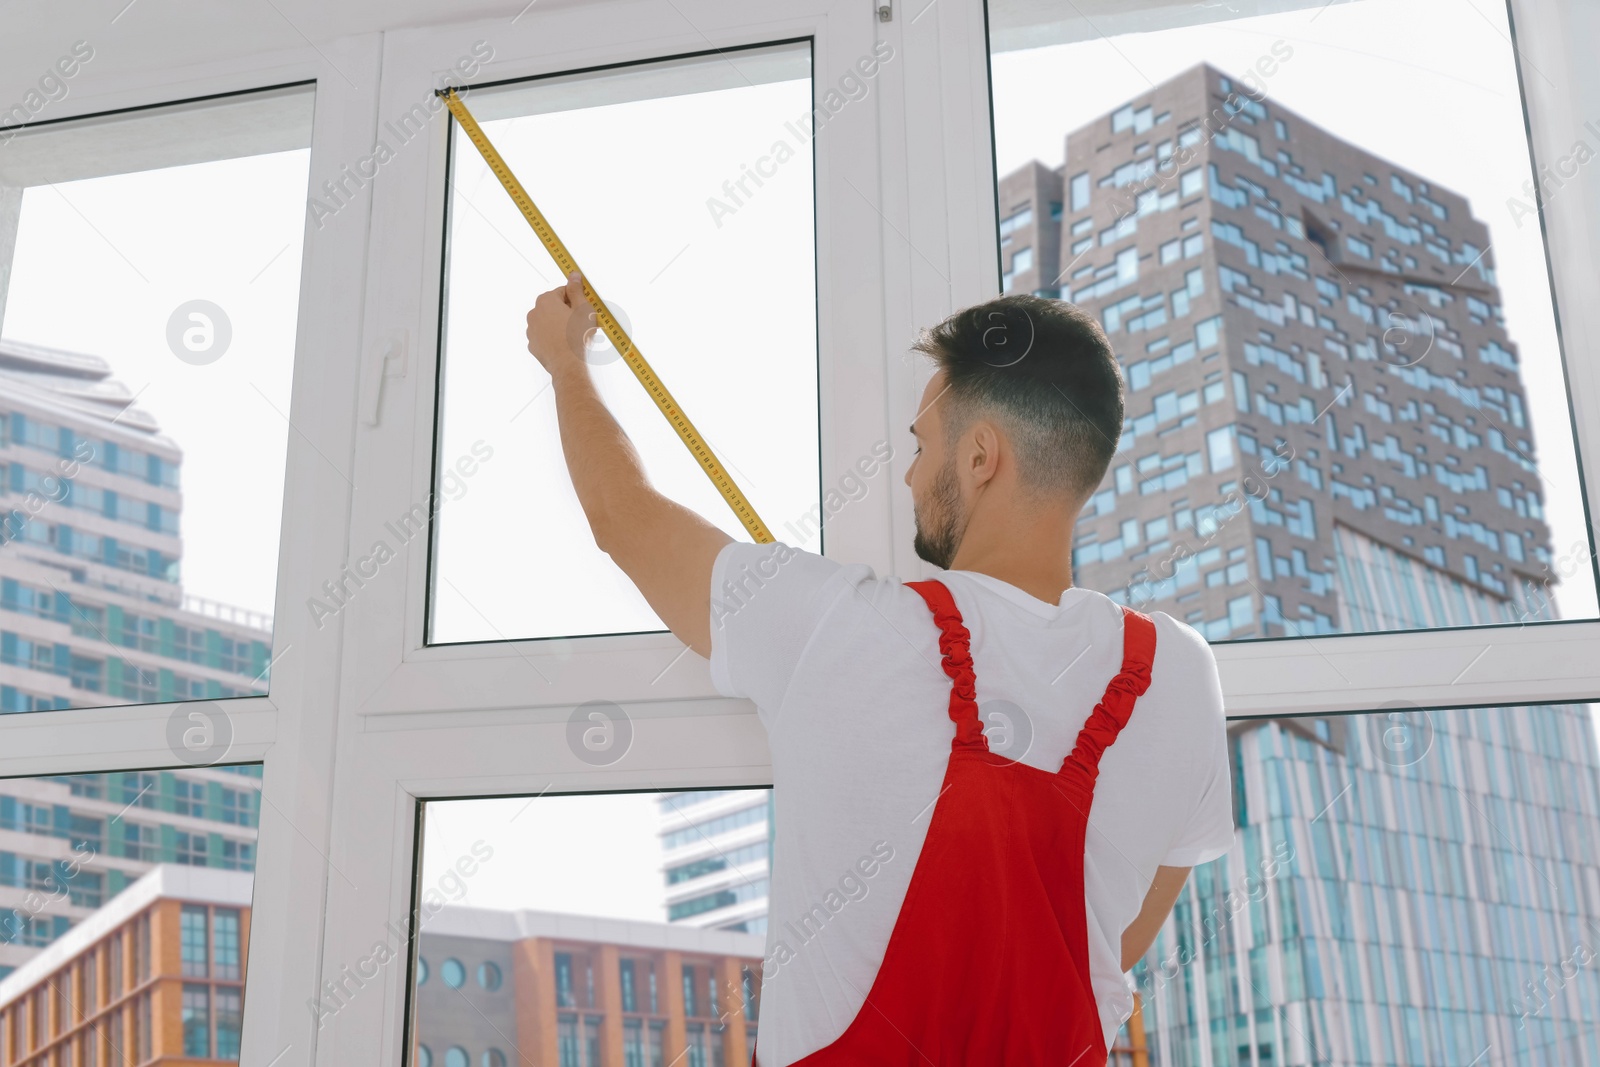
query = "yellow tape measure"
(438, 87, 774, 544)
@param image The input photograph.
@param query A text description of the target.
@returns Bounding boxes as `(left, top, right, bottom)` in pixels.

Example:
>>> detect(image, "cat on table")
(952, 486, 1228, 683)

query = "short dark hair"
(910, 294, 1124, 499)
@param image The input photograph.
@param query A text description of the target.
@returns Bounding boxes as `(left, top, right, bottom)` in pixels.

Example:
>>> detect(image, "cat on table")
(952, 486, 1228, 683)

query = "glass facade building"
(412, 903, 763, 1067)
(0, 768, 262, 982)
(659, 791, 773, 935)
(0, 339, 273, 711)
(0, 865, 251, 1065)
(0, 340, 267, 978)
(997, 63, 1600, 1066)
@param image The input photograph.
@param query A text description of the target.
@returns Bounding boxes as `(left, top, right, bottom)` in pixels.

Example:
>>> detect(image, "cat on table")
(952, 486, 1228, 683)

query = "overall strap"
(1060, 607, 1156, 781)
(906, 580, 988, 752)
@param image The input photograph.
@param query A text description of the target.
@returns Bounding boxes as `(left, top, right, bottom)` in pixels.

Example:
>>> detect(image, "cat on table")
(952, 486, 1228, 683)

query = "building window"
(108, 934, 123, 998)
(174, 831, 208, 866)
(219, 838, 255, 871)
(182, 984, 211, 1056)
(441, 957, 465, 989)
(1070, 171, 1090, 211)
(555, 952, 575, 1007)
(84, 951, 98, 1011)
(1207, 426, 1236, 472)
(181, 905, 209, 977)
(623, 1019, 645, 1067)
(171, 778, 206, 816)
(477, 961, 501, 991)
(558, 1014, 579, 1067)
(136, 913, 151, 982)
(136, 993, 152, 1062)
(213, 909, 242, 980)
(215, 987, 243, 1058)
(120, 773, 159, 809)
(685, 1022, 709, 1067)
(619, 958, 637, 1013)
(121, 822, 160, 862)
(219, 787, 256, 827)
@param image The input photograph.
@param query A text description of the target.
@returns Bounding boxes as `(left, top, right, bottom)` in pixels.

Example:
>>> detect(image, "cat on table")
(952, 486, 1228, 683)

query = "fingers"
(566, 269, 585, 307)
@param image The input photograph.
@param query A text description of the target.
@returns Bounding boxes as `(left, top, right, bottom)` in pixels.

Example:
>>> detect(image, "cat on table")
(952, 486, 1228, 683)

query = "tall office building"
(998, 64, 1600, 1065)
(0, 339, 268, 979)
(658, 791, 773, 936)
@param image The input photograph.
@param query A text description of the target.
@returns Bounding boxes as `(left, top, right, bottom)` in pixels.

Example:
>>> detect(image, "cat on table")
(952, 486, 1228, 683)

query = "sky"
(420, 792, 672, 922)
(2, 151, 305, 618)
(430, 61, 819, 643)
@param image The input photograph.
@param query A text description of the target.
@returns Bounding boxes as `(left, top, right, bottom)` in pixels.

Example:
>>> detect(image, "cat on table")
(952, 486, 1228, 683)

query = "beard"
(912, 456, 969, 570)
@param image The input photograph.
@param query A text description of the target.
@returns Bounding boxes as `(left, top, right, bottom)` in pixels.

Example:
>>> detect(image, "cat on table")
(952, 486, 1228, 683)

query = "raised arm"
(525, 272, 732, 657)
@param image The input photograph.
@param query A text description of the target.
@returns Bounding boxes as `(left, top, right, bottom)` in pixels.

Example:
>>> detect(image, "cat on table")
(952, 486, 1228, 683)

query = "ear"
(963, 418, 1005, 489)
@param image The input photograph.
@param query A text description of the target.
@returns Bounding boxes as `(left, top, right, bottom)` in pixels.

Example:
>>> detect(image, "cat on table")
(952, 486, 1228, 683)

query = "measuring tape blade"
(438, 87, 774, 545)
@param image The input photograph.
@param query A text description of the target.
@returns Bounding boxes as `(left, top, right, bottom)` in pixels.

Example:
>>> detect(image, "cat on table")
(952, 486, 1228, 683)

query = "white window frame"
(322, 3, 896, 1065)
(2, 2, 1599, 1066)
(0, 29, 379, 1067)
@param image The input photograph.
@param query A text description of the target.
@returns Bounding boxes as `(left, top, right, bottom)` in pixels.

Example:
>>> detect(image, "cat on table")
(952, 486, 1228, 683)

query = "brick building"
(414, 906, 764, 1067)
(0, 865, 249, 1065)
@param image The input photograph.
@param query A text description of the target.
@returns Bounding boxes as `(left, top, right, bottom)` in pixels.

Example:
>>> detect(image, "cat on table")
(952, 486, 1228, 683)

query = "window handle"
(361, 329, 409, 426)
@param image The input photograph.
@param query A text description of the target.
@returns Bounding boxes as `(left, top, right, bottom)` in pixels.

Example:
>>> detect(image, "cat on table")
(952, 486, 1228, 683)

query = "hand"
(525, 270, 593, 378)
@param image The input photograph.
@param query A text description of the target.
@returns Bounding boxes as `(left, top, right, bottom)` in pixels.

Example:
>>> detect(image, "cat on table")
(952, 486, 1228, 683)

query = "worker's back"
(709, 540, 1234, 1066)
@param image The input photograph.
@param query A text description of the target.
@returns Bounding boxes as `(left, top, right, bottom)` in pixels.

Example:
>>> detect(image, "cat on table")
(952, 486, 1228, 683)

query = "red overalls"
(758, 578, 1157, 1067)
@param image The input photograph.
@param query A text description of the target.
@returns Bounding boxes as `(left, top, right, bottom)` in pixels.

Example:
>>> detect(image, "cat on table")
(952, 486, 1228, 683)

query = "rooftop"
(0, 337, 169, 442)
(0, 866, 762, 1011)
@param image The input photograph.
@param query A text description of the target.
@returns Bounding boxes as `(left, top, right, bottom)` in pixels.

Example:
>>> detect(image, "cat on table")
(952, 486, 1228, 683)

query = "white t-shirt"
(707, 540, 1234, 1066)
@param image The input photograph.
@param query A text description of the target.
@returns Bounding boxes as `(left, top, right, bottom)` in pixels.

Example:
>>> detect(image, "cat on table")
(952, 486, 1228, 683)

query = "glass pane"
(1121, 702, 1600, 1066)
(0, 86, 313, 710)
(409, 789, 771, 1066)
(986, 0, 1598, 642)
(0, 765, 260, 1061)
(431, 43, 819, 643)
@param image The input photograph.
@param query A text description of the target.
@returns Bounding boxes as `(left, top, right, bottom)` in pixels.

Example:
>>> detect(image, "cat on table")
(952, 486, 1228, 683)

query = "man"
(526, 271, 1232, 1065)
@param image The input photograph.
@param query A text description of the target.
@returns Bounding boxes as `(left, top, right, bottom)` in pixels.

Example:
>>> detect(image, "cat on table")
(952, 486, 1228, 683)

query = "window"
(0, 85, 309, 713)
(1206, 426, 1236, 472)
(410, 792, 768, 1061)
(215, 987, 242, 1059)
(428, 41, 820, 643)
(989, 4, 1600, 1060)
(181, 984, 210, 1057)
(213, 909, 242, 981)
(1070, 170, 1091, 211)
(2, 5, 1593, 1067)
(170, 777, 205, 816)
(180, 905, 209, 977)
